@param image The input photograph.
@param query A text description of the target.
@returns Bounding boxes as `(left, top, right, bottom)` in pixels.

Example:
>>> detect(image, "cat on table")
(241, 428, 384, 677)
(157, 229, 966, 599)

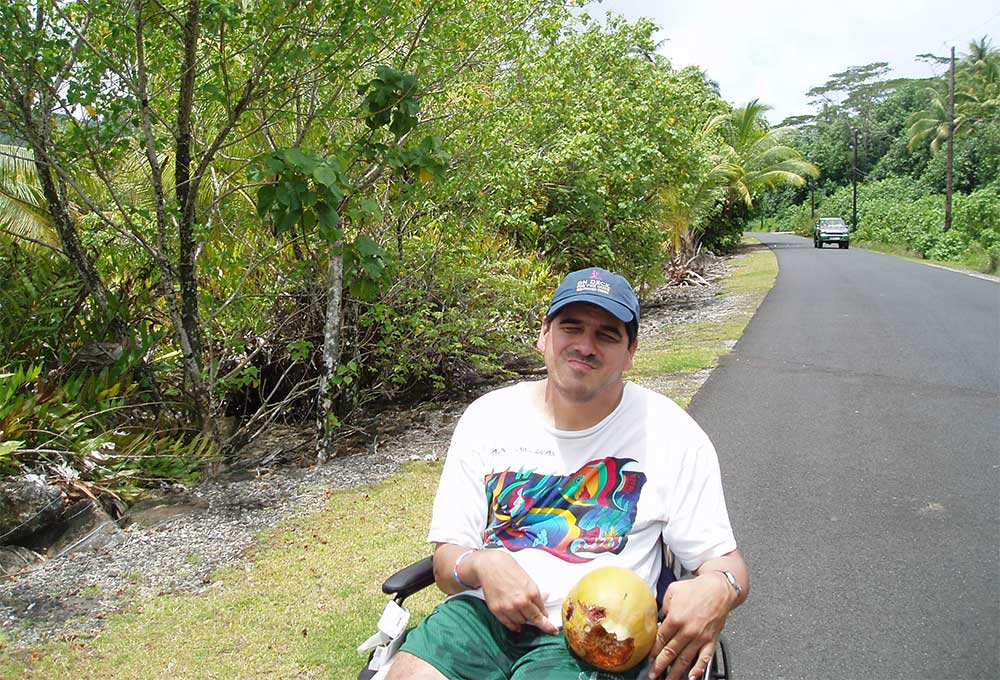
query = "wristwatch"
(717, 570, 742, 599)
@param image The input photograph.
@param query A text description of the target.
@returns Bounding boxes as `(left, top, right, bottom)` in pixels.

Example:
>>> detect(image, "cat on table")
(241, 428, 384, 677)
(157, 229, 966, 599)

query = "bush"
(768, 201, 815, 235)
(769, 176, 997, 272)
(820, 178, 957, 259)
(953, 183, 1000, 272)
(0, 363, 216, 500)
(351, 224, 554, 402)
(0, 242, 218, 497)
(0, 245, 86, 370)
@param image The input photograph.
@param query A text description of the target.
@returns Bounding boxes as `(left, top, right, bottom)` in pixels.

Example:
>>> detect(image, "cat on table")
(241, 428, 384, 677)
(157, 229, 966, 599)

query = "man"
(388, 267, 748, 680)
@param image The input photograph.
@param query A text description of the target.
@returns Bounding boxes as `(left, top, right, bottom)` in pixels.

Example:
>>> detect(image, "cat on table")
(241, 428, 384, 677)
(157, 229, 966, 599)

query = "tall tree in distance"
(908, 37, 1000, 154)
(694, 99, 819, 253)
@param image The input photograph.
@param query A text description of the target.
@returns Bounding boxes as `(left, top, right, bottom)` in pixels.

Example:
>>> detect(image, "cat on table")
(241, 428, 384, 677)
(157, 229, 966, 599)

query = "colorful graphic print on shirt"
(482, 457, 646, 563)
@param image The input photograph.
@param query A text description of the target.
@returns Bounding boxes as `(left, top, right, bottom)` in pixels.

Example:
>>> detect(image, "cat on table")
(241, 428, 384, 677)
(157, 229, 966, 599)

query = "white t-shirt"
(427, 380, 737, 627)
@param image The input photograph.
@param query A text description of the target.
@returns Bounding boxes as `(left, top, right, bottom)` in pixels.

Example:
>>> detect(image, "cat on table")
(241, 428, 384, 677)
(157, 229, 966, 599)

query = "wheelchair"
(358, 549, 732, 680)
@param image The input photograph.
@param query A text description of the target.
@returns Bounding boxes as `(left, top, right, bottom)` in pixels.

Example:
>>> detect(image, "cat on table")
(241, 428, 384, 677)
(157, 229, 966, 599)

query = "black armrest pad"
(382, 556, 435, 599)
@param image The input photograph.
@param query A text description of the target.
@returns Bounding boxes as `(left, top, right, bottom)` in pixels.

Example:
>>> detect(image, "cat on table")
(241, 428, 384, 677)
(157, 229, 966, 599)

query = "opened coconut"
(561, 566, 658, 672)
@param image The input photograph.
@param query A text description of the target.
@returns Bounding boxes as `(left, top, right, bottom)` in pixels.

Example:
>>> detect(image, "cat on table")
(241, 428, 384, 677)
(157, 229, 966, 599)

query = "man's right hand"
(473, 550, 558, 634)
(434, 545, 558, 635)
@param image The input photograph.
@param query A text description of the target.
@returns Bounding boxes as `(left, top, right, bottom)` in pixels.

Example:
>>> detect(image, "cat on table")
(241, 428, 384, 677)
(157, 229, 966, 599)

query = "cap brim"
(546, 293, 636, 324)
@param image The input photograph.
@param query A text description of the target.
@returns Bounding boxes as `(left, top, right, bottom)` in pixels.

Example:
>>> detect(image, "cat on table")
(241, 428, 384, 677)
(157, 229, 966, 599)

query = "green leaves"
(358, 66, 421, 138)
(343, 235, 393, 301)
(251, 149, 350, 243)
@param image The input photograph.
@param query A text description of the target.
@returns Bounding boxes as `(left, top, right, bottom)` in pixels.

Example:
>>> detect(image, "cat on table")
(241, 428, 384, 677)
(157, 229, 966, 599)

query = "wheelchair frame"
(358, 553, 731, 680)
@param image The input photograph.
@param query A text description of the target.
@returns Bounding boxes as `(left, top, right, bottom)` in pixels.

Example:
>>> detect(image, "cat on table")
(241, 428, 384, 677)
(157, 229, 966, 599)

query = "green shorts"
(398, 595, 644, 680)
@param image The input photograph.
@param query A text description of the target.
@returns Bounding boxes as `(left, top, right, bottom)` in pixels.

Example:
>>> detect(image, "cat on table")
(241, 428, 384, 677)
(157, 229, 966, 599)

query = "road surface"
(689, 233, 1000, 679)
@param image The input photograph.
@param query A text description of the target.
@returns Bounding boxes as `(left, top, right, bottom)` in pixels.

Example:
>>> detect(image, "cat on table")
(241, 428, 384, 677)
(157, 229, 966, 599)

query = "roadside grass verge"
(0, 463, 443, 680)
(0, 237, 778, 679)
(628, 237, 777, 407)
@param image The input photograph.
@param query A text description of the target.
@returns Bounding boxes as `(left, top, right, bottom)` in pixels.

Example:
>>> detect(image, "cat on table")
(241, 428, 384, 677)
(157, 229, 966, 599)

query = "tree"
(0, 0, 569, 453)
(695, 100, 819, 253)
(908, 38, 1000, 154)
(447, 13, 722, 288)
(797, 63, 907, 188)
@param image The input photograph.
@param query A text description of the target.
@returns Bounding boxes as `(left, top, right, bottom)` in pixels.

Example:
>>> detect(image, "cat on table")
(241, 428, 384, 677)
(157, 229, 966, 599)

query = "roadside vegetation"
(0, 0, 992, 672)
(0, 240, 777, 680)
(629, 238, 777, 408)
(762, 43, 999, 274)
(0, 2, 815, 502)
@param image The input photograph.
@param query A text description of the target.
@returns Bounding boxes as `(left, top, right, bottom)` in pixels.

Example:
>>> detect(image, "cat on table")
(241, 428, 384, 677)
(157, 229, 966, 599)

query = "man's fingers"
(649, 616, 680, 663)
(498, 612, 522, 633)
(528, 592, 557, 634)
(664, 639, 702, 680)
(684, 648, 716, 680)
(528, 610, 558, 635)
(663, 637, 716, 680)
(647, 643, 679, 679)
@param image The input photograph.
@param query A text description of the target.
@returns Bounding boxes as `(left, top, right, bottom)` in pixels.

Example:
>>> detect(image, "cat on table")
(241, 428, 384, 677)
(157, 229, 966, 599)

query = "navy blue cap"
(545, 267, 640, 326)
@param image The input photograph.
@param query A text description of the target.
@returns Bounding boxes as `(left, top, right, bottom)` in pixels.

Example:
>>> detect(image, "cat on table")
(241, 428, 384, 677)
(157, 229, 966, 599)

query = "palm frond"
(0, 145, 60, 248)
(746, 169, 811, 191)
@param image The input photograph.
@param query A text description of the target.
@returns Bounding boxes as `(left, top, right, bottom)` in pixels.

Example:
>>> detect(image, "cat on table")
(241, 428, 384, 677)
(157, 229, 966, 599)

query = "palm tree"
(666, 100, 817, 255)
(0, 144, 63, 251)
(907, 38, 1000, 154)
(704, 99, 820, 210)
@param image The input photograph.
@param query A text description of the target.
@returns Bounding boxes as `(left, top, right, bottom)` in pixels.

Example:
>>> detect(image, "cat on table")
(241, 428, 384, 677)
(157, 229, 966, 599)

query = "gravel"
(0, 406, 461, 648)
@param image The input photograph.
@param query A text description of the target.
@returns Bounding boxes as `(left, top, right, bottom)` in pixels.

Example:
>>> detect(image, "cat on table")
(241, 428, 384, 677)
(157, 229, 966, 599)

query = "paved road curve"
(688, 233, 999, 679)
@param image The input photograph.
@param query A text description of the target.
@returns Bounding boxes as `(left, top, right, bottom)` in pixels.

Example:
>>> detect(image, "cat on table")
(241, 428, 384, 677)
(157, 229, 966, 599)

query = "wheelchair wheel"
(709, 636, 731, 679)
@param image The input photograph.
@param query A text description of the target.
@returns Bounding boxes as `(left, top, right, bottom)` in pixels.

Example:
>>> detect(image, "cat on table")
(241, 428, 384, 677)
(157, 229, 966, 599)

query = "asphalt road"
(688, 233, 1000, 680)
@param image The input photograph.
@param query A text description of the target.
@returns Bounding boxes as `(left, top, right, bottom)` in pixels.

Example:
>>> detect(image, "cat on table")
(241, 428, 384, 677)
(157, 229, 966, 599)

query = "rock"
(0, 545, 45, 576)
(125, 490, 209, 529)
(47, 499, 122, 557)
(0, 475, 65, 546)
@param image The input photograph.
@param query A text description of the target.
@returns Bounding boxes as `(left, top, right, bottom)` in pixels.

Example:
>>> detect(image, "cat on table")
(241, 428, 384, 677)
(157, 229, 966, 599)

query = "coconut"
(561, 566, 658, 672)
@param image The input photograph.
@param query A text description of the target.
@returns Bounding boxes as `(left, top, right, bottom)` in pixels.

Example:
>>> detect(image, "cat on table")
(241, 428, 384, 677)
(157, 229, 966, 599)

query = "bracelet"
(453, 548, 479, 590)
(715, 570, 743, 599)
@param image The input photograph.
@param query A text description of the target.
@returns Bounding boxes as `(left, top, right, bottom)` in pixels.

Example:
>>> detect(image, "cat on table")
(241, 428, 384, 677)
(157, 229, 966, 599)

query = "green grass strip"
(1, 463, 443, 679)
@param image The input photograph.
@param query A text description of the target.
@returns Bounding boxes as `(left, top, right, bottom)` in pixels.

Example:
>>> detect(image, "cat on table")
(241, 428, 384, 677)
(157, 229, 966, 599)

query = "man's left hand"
(645, 571, 736, 680)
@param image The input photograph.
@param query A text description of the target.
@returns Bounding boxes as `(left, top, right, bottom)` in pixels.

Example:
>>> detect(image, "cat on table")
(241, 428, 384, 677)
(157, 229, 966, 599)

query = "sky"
(593, 0, 1000, 124)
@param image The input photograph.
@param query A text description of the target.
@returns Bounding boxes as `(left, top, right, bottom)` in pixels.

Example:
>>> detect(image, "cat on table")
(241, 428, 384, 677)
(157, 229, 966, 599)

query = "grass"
(0, 463, 443, 680)
(628, 237, 778, 407)
(0, 237, 778, 679)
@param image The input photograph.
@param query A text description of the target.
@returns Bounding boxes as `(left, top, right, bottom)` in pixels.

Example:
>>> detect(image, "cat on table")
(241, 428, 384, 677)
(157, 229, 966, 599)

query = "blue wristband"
(453, 549, 479, 590)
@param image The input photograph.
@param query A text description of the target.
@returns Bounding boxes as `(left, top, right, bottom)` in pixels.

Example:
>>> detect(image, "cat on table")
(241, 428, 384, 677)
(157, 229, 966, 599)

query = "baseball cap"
(545, 267, 640, 326)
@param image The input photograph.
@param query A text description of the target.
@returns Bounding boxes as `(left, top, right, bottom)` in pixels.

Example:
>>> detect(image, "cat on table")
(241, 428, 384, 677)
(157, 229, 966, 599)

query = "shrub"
(769, 201, 815, 235)
(352, 224, 554, 402)
(0, 245, 86, 370)
(953, 183, 1000, 272)
(0, 363, 217, 499)
(770, 176, 998, 271)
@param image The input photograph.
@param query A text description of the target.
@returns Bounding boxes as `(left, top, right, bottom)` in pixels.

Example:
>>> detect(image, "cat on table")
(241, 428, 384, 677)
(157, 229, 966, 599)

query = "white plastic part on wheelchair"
(357, 554, 731, 680)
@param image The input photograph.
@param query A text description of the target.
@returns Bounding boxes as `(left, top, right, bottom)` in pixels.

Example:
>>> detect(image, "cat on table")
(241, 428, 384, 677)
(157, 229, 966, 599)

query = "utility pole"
(852, 128, 859, 231)
(945, 46, 955, 231)
(810, 181, 815, 218)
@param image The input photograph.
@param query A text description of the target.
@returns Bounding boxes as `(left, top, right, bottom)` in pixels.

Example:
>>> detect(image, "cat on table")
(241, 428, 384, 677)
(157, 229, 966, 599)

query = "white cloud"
(591, 0, 1000, 123)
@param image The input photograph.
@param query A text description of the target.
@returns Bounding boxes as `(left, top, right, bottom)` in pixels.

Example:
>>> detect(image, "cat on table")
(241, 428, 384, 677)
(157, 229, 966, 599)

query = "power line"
(939, 9, 1000, 47)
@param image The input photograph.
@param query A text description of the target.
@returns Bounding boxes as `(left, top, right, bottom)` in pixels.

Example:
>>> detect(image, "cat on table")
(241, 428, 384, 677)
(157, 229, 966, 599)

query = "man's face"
(536, 302, 637, 404)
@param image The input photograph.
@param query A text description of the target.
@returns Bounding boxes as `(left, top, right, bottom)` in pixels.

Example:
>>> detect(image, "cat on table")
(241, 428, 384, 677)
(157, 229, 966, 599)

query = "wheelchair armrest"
(382, 556, 435, 601)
